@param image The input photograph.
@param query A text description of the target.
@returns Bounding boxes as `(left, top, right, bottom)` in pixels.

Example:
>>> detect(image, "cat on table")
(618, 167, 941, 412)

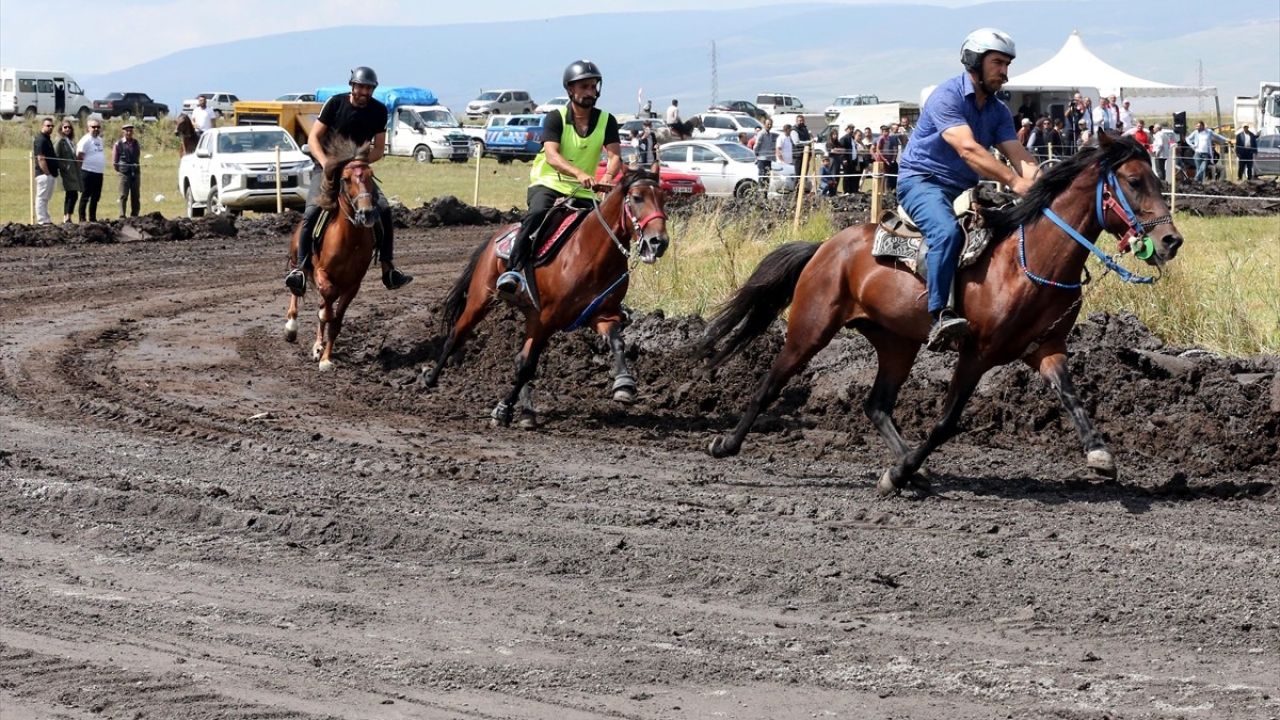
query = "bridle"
(336, 159, 376, 225)
(592, 177, 666, 259)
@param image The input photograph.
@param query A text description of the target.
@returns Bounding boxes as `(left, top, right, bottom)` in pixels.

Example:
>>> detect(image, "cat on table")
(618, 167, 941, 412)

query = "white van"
(0, 68, 93, 120)
(755, 92, 806, 118)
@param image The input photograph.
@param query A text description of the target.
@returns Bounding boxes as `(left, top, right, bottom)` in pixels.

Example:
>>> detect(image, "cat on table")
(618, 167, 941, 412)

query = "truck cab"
(385, 104, 472, 163)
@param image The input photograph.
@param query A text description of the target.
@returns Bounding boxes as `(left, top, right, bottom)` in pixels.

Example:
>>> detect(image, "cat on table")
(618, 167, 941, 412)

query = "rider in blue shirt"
(897, 28, 1039, 351)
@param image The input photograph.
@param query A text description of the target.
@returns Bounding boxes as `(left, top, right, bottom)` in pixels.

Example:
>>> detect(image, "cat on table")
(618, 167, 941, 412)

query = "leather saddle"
(495, 197, 595, 267)
(872, 185, 1012, 278)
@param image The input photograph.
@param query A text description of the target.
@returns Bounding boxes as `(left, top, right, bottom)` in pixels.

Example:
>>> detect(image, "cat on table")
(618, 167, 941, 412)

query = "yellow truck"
(231, 101, 323, 145)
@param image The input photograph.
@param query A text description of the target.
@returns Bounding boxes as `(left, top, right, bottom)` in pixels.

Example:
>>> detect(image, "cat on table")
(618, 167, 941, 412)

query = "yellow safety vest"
(530, 106, 610, 199)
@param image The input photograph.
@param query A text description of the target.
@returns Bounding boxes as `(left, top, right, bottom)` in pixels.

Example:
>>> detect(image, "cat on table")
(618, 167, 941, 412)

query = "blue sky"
(2, 0, 1025, 72)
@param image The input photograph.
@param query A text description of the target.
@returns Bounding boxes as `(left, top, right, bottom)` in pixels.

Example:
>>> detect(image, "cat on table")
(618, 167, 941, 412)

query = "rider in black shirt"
(285, 66, 412, 295)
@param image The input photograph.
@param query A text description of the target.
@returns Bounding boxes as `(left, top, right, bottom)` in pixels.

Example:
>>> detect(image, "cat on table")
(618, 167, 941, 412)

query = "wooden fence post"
(870, 160, 883, 221)
(792, 144, 811, 233)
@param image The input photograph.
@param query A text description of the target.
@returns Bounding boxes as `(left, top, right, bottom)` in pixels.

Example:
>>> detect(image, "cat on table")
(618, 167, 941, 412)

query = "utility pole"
(711, 41, 719, 108)
(1197, 60, 1204, 113)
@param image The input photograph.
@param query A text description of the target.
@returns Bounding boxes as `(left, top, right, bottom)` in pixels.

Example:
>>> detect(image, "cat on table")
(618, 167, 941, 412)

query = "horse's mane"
(986, 134, 1151, 241)
(619, 168, 661, 192)
(318, 137, 371, 210)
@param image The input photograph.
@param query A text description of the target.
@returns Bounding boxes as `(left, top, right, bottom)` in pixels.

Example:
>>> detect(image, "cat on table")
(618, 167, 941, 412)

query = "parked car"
(180, 92, 239, 117)
(535, 96, 569, 113)
(754, 92, 806, 118)
(708, 99, 768, 122)
(178, 125, 313, 217)
(457, 114, 510, 156)
(1253, 133, 1280, 176)
(275, 92, 317, 102)
(466, 89, 536, 120)
(691, 112, 764, 141)
(483, 113, 544, 162)
(824, 94, 880, 119)
(92, 92, 169, 119)
(656, 139, 791, 198)
(596, 146, 705, 199)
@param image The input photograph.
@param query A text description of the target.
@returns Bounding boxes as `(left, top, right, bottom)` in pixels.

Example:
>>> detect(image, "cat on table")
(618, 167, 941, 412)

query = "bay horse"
(424, 169, 670, 428)
(668, 116, 704, 140)
(283, 139, 378, 371)
(698, 132, 1183, 494)
(174, 114, 198, 155)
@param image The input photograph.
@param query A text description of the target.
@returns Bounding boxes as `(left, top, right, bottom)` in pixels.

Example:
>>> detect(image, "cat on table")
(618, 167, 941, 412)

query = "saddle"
(495, 196, 594, 266)
(871, 185, 1013, 279)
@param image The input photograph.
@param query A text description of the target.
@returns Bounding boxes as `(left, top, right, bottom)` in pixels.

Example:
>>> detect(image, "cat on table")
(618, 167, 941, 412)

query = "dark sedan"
(92, 92, 169, 119)
(708, 99, 768, 122)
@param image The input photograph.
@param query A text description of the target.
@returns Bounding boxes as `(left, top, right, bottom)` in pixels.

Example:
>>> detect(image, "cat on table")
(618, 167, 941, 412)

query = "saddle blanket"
(495, 205, 591, 267)
(872, 222, 992, 278)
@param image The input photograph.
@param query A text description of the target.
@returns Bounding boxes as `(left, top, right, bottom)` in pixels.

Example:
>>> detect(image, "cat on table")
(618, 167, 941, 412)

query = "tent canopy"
(1005, 31, 1216, 100)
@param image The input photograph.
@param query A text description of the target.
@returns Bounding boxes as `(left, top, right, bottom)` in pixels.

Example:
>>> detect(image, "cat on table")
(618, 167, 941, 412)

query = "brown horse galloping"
(283, 139, 378, 371)
(698, 133, 1183, 494)
(424, 169, 670, 428)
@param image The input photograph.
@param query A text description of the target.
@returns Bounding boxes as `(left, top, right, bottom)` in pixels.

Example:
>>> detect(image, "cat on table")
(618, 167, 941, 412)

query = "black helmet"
(349, 66, 379, 88)
(562, 60, 603, 89)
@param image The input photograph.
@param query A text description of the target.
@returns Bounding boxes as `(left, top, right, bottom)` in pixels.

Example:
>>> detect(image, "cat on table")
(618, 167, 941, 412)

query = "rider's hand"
(1009, 174, 1035, 197)
(578, 174, 596, 191)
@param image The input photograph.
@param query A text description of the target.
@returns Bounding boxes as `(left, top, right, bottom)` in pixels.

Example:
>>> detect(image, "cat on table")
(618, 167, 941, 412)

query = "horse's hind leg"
(1028, 349, 1115, 479)
(859, 325, 921, 461)
(878, 351, 987, 496)
(492, 334, 546, 428)
(424, 297, 492, 388)
(597, 318, 636, 404)
(709, 304, 845, 459)
(285, 294, 300, 343)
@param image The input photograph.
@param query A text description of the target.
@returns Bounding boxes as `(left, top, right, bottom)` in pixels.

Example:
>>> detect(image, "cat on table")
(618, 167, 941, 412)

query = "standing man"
(665, 99, 681, 126)
(495, 60, 623, 304)
(1235, 123, 1257, 180)
(112, 123, 141, 218)
(190, 95, 216, 135)
(776, 123, 796, 183)
(32, 117, 58, 225)
(1118, 100, 1135, 132)
(285, 66, 412, 295)
(1185, 121, 1228, 182)
(1149, 123, 1175, 182)
(896, 28, 1038, 351)
(76, 118, 106, 221)
(635, 118, 659, 173)
(753, 117, 777, 182)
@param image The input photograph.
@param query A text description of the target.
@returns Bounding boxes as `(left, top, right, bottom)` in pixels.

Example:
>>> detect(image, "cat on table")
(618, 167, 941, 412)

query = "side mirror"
(195, 148, 211, 159)
(300, 143, 311, 156)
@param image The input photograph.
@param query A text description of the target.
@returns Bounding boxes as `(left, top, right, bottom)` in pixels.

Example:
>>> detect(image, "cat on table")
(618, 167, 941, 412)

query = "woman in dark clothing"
(55, 119, 83, 224)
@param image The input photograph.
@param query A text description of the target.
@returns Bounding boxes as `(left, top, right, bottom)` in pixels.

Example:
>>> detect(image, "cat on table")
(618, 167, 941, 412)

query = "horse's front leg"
(1027, 349, 1115, 479)
(878, 351, 988, 496)
(317, 290, 358, 372)
(285, 293, 300, 343)
(312, 297, 329, 366)
(597, 318, 636, 404)
(492, 334, 546, 428)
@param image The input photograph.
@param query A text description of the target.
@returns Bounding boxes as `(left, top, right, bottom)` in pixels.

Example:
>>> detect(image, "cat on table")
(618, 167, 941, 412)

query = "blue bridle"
(1020, 165, 1169, 289)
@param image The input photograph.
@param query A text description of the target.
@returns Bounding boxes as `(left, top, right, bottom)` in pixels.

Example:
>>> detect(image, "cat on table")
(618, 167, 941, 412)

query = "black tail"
(440, 237, 491, 338)
(697, 241, 821, 366)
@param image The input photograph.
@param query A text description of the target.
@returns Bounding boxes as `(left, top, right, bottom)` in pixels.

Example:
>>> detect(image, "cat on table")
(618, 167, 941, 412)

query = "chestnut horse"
(283, 140, 378, 371)
(424, 170, 670, 428)
(174, 114, 198, 155)
(698, 133, 1183, 494)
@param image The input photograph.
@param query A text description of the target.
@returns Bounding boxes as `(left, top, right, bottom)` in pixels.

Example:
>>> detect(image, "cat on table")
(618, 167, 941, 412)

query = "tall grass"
(629, 207, 1280, 356)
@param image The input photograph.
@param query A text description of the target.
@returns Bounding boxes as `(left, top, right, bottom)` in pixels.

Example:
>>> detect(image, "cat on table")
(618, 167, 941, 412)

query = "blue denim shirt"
(899, 73, 1017, 189)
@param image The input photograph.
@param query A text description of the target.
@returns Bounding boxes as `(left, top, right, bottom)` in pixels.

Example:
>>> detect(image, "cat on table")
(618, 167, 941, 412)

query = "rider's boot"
(377, 208, 413, 290)
(285, 205, 321, 296)
(496, 229, 531, 302)
(926, 308, 969, 352)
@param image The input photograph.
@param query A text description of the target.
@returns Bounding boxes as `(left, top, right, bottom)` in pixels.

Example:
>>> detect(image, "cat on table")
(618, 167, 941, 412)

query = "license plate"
(256, 173, 277, 183)
(671, 185, 692, 194)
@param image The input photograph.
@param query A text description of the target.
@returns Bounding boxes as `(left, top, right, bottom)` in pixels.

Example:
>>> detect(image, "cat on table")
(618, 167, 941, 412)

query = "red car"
(596, 146, 705, 199)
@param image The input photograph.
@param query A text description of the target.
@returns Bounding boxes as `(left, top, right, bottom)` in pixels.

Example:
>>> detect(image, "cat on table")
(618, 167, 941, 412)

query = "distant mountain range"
(74, 1, 1275, 117)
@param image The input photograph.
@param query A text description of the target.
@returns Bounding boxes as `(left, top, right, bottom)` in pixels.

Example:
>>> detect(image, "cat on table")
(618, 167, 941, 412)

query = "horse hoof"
(311, 344, 322, 361)
(284, 319, 298, 343)
(876, 469, 900, 497)
(708, 436, 737, 459)
(318, 360, 334, 373)
(1087, 449, 1117, 479)
(613, 387, 636, 404)
(517, 414, 538, 430)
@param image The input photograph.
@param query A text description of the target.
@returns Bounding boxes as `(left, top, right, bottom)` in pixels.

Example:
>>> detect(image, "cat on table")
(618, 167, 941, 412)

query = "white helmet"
(961, 28, 1016, 72)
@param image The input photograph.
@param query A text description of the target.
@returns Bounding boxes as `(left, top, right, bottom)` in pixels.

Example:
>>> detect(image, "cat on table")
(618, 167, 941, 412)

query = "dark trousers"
(508, 185, 564, 272)
(1238, 158, 1255, 180)
(298, 167, 394, 265)
(79, 172, 103, 221)
(118, 172, 140, 217)
(63, 190, 79, 218)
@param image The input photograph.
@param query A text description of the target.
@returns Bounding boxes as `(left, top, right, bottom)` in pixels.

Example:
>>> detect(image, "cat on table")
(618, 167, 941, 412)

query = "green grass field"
(2, 117, 1275, 355)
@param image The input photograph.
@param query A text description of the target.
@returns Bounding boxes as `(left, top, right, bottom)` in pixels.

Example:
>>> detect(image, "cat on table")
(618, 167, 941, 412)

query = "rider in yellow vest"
(496, 60, 624, 304)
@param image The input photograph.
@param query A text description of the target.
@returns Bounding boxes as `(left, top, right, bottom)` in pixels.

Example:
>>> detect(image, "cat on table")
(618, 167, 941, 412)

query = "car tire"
(413, 146, 433, 163)
(156, 109, 168, 119)
(734, 180, 759, 198)
(497, 156, 512, 165)
(185, 185, 205, 218)
(471, 139, 485, 157)
(76, 107, 91, 121)
(23, 106, 36, 120)
(208, 186, 230, 216)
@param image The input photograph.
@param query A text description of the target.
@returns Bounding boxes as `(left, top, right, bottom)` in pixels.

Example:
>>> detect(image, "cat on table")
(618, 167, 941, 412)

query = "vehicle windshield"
(416, 109, 459, 127)
(736, 116, 763, 130)
(1267, 94, 1280, 118)
(546, 97, 568, 106)
(715, 142, 755, 162)
(477, 92, 501, 101)
(219, 130, 297, 153)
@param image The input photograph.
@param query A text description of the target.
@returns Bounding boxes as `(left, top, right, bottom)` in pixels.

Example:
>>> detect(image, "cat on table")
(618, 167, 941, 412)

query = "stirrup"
(285, 268, 306, 297)
(382, 268, 413, 290)
(926, 315, 969, 352)
(495, 270, 525, 301)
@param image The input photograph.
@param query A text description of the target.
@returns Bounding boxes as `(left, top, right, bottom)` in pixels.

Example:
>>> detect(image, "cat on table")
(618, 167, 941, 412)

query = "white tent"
(1006, 30, 1217, 101)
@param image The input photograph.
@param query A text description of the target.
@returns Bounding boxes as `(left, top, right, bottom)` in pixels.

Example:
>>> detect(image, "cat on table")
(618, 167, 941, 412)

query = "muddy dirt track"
(1, 211, 1278, 720)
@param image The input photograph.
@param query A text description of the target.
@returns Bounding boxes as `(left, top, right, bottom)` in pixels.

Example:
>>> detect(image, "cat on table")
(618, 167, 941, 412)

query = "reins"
(568, 178, 664, 331)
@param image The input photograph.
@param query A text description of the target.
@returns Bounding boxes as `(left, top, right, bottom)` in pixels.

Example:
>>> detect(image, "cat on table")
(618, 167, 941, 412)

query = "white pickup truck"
(385, 104, 473, 163)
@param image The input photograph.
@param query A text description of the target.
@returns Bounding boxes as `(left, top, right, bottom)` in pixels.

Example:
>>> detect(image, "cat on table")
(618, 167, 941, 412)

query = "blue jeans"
(1193, 152, 1211, 182)
(896, 174, 966, 315)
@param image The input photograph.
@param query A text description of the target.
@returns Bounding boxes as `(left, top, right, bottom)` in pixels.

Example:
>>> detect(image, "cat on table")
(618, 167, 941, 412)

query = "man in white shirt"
(776, 122, 796, 180)
(1148, 123, 1175, 182)
(1185, 121, 1228, 182)
(664, 99, 680, 126)
(1118, 100, 1135, 132)
(75, 119, 107, 221)
(190, 95, 215, 134)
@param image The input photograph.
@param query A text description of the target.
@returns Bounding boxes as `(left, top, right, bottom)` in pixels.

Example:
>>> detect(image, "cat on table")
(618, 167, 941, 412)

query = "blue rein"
(1019, 168, 1158, 288)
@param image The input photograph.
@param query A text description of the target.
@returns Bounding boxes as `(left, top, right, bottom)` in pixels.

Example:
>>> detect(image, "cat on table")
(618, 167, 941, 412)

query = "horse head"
(613, 169, 670, 264)
(320, 140, 378, 227)
(1094, 132, 1183, 266)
